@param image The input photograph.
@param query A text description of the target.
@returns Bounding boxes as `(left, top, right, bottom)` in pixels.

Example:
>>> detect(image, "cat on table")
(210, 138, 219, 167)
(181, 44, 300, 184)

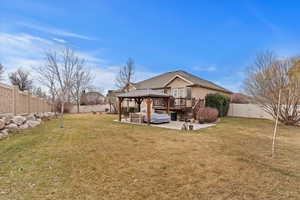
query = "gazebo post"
(118, 97, 123, 122)
(166, 97, 170, 115)
(146, 97, 151, 125)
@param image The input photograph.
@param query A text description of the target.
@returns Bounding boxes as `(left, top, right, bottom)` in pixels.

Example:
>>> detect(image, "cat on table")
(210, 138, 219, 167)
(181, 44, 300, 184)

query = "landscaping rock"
(0, 128, 8, 138)
(0, 112, 54, 137)
(27, 120, 40, 128)
(6, 123, 18, 129)
(26, 114, 36, 121)
(0, 119, 5, 130)
(12, 116, 26, 125)
(19, 123, 29, 129)
(0, 113, 13, 124)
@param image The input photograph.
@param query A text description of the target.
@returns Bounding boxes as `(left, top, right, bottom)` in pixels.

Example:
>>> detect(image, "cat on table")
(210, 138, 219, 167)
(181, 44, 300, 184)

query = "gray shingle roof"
(133, 70, 232, 93)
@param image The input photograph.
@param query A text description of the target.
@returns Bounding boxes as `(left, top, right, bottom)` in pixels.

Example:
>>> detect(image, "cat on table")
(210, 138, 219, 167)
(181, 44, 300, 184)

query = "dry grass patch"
(0, 114, 300, 199)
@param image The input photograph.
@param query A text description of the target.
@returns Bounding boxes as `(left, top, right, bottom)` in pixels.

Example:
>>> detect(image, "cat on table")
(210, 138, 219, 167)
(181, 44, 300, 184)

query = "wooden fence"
(0, 83, 52, 115)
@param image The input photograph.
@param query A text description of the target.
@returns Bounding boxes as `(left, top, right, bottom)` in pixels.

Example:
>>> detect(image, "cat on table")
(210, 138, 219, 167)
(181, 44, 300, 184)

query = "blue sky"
(1, 0, 300, 93)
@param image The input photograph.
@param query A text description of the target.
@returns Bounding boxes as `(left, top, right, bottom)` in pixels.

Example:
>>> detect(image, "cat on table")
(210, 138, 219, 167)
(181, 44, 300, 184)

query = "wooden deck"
(153, 106, 190, 111)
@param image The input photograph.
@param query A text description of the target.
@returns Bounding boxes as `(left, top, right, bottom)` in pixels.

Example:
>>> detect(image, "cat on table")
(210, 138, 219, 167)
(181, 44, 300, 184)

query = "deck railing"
(153, 98, 188, 107)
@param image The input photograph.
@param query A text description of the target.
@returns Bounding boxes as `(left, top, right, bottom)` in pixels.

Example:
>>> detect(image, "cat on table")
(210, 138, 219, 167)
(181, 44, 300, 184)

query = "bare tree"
(36, 47, 81, 128)
(71, 61, 93, 113)
(9, 68, 33, 91)
(115, 58, 135, 90)
(115, 58, 135, 110)
(35, 61, 58, 117)
(244, 51, 300, 126)
(244, 51, 300, 157)
(32, 87, 47, 98)
(0, 63, 4, 81)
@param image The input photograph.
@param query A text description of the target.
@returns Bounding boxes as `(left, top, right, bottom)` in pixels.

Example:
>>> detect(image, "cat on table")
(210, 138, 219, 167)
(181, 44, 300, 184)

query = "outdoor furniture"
(143, 112, 170, 124)
(129, 113, 143, 123)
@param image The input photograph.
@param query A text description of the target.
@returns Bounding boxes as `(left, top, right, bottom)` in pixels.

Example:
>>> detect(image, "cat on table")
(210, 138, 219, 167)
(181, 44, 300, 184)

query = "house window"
(172, 88, 178, 97)
(178, 88, 185, 97)
(172, 88, 185, 98)
(186, 87, 192, 99)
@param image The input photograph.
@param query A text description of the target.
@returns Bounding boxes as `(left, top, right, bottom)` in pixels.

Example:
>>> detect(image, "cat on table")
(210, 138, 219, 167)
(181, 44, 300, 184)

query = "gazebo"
(117, 89, 172, 125)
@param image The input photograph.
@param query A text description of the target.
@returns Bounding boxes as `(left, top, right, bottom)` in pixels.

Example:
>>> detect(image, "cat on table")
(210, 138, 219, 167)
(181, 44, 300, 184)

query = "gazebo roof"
(117, 89, 171, 98)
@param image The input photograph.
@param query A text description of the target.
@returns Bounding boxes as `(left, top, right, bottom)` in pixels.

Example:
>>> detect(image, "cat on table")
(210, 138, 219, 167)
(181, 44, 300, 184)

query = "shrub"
(55, 102, 73, 113)
(205, 93, 230, 117)
(197, 107, 219, 123)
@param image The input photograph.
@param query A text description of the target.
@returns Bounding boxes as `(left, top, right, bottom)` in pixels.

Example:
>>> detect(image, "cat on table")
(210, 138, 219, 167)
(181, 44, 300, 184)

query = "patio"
(114, 118, 215, 130)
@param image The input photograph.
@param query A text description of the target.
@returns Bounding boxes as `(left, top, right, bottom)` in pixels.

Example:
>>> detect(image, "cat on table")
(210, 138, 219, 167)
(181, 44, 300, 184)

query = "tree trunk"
(51, 94, 58, 119)
(272, 89, 281, 158)
(60, 102, 64, 128)
(77, 99, 80, 113)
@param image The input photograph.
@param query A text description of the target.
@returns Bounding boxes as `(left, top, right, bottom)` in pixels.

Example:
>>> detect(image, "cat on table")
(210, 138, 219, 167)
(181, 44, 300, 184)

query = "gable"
(165, 76, 191, 88)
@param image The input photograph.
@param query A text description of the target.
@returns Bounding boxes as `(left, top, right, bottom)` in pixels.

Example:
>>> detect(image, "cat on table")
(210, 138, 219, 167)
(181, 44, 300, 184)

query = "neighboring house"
(80, 91, 106, 105)
(109, 70, 232, 118)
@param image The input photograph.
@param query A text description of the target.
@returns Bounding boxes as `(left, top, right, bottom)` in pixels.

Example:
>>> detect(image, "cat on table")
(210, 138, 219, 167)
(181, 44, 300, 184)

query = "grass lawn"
(0, 114, 300, 200)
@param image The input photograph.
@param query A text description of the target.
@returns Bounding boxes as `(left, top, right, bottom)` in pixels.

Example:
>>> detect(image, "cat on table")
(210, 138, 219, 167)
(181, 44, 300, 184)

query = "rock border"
(0, 112, 55, 140)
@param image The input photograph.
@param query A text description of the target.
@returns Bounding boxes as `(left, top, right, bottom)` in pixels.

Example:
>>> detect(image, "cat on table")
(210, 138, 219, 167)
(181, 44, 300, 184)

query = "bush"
(205, 93, 230, 117)
(55, 102, 73, 113)
(197, 107, 219, 123)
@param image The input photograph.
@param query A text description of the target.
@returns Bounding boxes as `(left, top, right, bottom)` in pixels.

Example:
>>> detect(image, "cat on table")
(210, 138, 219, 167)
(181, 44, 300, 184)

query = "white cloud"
(89, 67, 158, 94)
(107, 65, 120, 71)
(191, 66, 217, 72)
(216, 82, 241, 93)
(52, 38, 67, 43)
(0, 32, 155, 94)
(213, 71, 244, 93)
(18, 22, 95, 40)
(135, 71, 158, 82)
(0, 32, 100, 84)
(0, 33, 56, 68)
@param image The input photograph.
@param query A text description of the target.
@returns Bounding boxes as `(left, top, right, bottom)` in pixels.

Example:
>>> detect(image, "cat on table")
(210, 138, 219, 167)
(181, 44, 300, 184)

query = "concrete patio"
(114, 119, 216, 130)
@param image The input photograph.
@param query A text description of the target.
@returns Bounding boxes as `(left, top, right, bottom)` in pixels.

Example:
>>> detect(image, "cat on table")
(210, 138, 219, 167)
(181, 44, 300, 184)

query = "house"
(110, 70, 232, 119)
(80, 91, 106, 105)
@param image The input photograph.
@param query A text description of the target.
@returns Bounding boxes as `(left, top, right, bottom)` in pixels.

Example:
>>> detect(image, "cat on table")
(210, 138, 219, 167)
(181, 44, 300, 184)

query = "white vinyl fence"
(69, 104, 110, 113)
(228, 103, 273, 120)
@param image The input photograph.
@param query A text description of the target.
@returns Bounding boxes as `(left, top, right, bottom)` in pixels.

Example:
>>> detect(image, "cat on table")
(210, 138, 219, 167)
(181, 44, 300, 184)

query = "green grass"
(0, 114, 300, 199)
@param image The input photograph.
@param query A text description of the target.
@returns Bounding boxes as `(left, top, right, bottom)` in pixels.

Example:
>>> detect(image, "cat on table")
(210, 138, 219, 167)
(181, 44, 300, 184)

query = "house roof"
(117, 89, 171, 98)
(132, 70, 232, 93)
(83, 91, 104, 97)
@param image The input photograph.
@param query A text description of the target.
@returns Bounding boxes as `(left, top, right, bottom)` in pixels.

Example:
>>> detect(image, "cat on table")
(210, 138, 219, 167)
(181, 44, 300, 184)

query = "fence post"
(27, 92, 31, 114)
(12, 86, 18, 115)
(43, 100, 45, 112)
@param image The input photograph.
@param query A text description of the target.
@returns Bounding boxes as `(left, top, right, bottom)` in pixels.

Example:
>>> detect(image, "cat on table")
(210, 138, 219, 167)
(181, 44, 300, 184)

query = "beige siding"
(191, 86, 231, 99)
(166, 77, 190, 88)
